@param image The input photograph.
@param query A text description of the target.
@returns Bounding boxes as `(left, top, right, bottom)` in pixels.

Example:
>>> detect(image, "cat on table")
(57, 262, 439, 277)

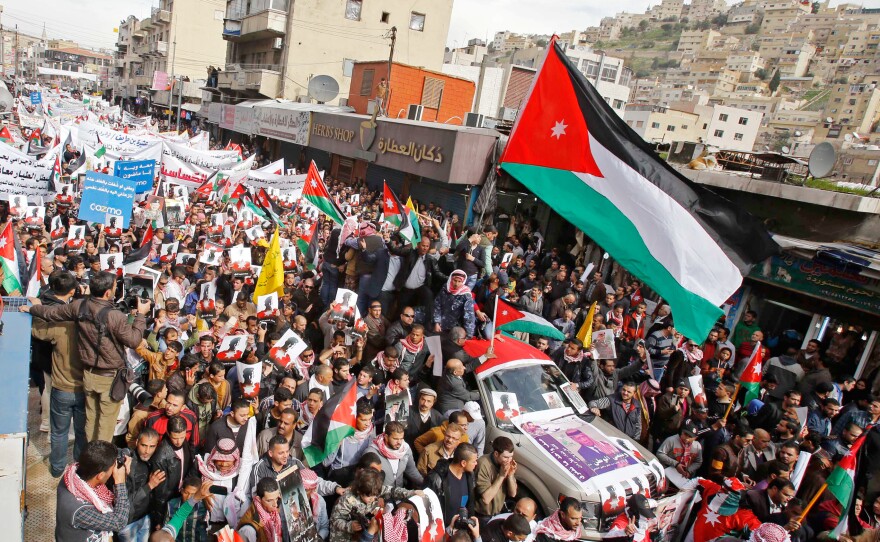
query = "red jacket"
(144, 407, 200, 448)
(623, 313, 647, 342)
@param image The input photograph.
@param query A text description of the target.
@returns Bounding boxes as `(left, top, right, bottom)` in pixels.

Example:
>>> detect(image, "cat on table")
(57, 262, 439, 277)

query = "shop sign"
(220, 104, 236, 129)
(309, 112, 455, 180)
(749, 254, 880, 315)
(233, 106, 255, 135)
(254, 106, 311, 146)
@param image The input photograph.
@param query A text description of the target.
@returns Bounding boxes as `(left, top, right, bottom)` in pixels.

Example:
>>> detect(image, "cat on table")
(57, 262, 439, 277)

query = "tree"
(711, 13, 728, 26)
(697, 20, 711, 30)
(769, 70, 781, 93)
(812, 1, 820, 13)
(536, 39, 548, 47)
(745, 23, 761, 34)
(639, 20, 650, 31)
(661, 23, 674, 34)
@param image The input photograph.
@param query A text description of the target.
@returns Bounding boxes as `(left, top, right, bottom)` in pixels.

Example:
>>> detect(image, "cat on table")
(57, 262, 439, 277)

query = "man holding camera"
(23, 271, 150, 442)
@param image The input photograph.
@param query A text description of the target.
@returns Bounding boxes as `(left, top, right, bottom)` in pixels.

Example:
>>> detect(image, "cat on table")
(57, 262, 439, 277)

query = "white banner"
(161, 153, 255, 188)
(188, 131, 209, 151)
(254, 105, 310, 145)
(0, 142, 53, 196)
(122, 110, 149, 127)
(17, 103, 44, 129)
(245, 170, 307, 193)
(78, 122, 162, 155)
(162, 141, 240, 169)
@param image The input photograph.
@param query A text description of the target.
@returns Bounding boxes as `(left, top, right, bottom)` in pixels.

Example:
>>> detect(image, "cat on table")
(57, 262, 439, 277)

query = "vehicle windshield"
(480, 362, 588, 430)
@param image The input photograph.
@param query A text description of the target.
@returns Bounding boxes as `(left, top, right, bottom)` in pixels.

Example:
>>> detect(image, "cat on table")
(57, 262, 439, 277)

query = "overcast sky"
(2, 0, 879, 51)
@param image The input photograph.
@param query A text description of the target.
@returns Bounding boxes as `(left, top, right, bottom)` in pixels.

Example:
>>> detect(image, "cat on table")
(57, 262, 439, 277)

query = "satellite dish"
(809, 141, 836, 178)
(307, 75, 340, 103)
(794, 130, 802, 137)
(781, 146, 791, 154)
(826, 117, 833, 123)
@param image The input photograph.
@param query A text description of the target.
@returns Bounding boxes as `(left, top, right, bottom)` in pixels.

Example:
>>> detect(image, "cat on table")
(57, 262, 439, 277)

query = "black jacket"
(424, 458, 475, 523)
(204, 415, 252, 456)
(150, 439, 193, 522)
(126, 454, 153, 522)
(392, 246, 446, 291)
(441, 336, 482, 374)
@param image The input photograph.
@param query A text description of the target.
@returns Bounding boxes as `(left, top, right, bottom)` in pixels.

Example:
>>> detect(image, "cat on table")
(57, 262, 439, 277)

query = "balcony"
(218, 64, 281, 97)
(132, 29, 145, 39)
(150, 41, 169, 56)
(223, 9, 287, 42)
(114, 58, 126, 68)
(141, 17, 155, 30)
(152, 8, 171, 25)
(133, 74, 153, 87)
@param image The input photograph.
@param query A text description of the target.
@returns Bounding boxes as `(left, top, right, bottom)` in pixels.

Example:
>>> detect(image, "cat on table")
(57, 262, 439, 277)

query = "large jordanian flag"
(500, 38, 777, 340)
(302, 379, 358, 467)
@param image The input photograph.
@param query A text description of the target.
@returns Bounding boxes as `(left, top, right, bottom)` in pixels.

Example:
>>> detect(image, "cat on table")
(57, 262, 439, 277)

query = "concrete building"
(441, 63, 505, 118)
(218, 0, 453, 103)
(701, 104, 764, 150)
(43, 47, 113, 83)
(688, 0, 729, 21)
(623, 104, 703, 143)
(815, 76, 880, 142)
(777, 42, 816, 78)
(444, 40, 488, 67)
(562, 45, 632, 114)
(650, 0, 686, 20)
(0, 28, 45, 80)
(728, 1, 764, 24)
(677, 30, 722, 54)
(834, 147, 880, 185)
(760, 0, 811, 34)
(726, 52, 765, 74)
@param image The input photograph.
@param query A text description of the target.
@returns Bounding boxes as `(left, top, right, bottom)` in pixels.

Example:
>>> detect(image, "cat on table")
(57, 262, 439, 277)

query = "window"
(667, 125, 675, 132)
(636, 120, 644, 127)
(342, 58, 355, 77)
(869, 159, 878, 166)
(582, 60, 600, 78)
(738, 117, 748, 125)
(421, 77, 444, 108)
(714, 129, 725, 137)
(734, 133, 744, 141)
(681, 125, 688, 129)
(345, 0, 362, 21)
(410, 12, 425, 31)
(613, 99, 624, 109)
(651, 122, 661, 129)
(703, 123, 708, 129)
(381, 11, 390, 23)
(360, 69, 374, 96)
(718, 113, 729, 122)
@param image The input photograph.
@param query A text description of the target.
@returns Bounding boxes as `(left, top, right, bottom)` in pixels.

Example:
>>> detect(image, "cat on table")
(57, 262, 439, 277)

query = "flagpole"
(490, 295, 499, 348)
(798, 482, 827, 523)
(723, 383, 741, 420)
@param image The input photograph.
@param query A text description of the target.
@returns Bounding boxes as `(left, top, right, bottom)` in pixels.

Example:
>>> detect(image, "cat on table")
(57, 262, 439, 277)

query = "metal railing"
(224, 63, 282, 72)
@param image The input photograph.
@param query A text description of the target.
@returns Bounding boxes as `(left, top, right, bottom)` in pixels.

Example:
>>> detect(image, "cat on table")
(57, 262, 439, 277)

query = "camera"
(129, 382, 153, 406)
(454, 508, 476, 530)
(349, 510, 375, 530)
(118, 285, 152, 313)
(116, 447, 131, 468)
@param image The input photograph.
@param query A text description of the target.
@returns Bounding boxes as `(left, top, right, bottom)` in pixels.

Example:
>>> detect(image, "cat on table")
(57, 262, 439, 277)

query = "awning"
(181, 103, 201, 113)
(37, 67, 97, 82)
(773, 234, 880, 279)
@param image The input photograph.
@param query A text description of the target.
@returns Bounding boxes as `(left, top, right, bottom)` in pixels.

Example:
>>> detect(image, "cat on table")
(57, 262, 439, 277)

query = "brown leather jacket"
(30, 297, 146, 371)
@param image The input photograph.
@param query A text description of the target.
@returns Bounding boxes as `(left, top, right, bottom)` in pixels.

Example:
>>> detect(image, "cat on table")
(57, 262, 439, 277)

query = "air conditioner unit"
(366, 100, 377, 114)
(296, 96, 310, 103)
(465, 112, 485, 127)
(500, 107, 518, 121)
(407, 104, 423, 120)
(338, 98, 349, 106)
(272, 37, 283, 50)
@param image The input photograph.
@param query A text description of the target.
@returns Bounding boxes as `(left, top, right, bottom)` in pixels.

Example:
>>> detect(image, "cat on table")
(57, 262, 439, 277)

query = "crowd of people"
(5, 124, 879, 542)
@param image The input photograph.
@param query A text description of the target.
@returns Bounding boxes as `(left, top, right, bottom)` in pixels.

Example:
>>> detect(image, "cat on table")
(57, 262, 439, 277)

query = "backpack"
(75, 298, 135, 401)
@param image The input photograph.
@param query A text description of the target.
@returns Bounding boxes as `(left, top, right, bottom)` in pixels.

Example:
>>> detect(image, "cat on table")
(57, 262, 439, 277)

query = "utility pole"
(386, 26, 397, 94)
(0, 5, 5, 80)
(176, 75, 183, 132)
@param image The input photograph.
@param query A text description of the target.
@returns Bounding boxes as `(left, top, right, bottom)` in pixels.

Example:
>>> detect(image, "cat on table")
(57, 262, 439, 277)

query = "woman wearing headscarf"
(432, 270, 477, 338)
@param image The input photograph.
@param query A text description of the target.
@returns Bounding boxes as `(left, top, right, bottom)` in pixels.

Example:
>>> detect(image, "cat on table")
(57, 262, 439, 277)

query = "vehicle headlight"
(580, 501, 600, 531)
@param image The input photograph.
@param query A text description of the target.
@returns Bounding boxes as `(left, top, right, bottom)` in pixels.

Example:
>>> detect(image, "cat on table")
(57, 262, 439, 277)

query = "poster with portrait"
(144, 195, 166, 228)
(268, 328, 308, 368)
(103, 214, 122, 239)
(100, 253, 124, 274)
(276, 465, 321, 542)
(175, 252, 195, 265)
(164, 198, 185, 227)
(7, 194, 28, 217)
(169, 183, 189, 203)
(330, 288, 359, 327)
(235, 360, 262, 399)
(244, 224, 266, 244)
(66, 224, 86, 250)
(217, 334, 247, 363)
(542, 391, 564, 410)
(200, 241, 223, 265)
(385, 388, 411, 428)
(55, 182, 76, 207)
(591, 329, 617, 360)
(50, 215, 65, 239)
(256, 292, 280, 321)
(159, 241, 179, 263)
(229, 245, 252, 274)
(198, 281, 217, 318)
(23, 205, 45, 228)
(688, 375, 707, 408)
(492, 391, 525, 421)
(282, 246, 297, 273)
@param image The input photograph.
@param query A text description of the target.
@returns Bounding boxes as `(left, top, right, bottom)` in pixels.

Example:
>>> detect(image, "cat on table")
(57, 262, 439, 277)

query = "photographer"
(23, 270, 150, 443)
(56, 440, 131, 542)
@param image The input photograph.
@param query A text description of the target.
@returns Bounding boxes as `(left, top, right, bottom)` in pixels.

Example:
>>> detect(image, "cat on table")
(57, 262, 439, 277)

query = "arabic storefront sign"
(78, 171, 137, 228)
(0, 142, 53, 197)
(254, 106, 310, 146)
(220, 104, 236, 130)
(114, 159, 156, 194)
(309, 112, 455, 181)
(233, 106, 256, 135)
(749, 254, 880, 315)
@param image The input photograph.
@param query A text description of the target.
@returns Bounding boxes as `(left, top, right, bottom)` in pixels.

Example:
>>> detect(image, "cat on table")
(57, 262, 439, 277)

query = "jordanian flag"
(295, 221, 320, 271)
(303, 160, 346, 225)
(383, 181, 416, 245)
(0, 223, 23, 295)
(302, 379, 358, 467)
(738, 341, 764, 406)
(0, 127, 13, 145)
(827, 431, 867, 539)
(500, 38, 776, 340)
(123, 224, 154, 275)
(94, 135, 106, 159)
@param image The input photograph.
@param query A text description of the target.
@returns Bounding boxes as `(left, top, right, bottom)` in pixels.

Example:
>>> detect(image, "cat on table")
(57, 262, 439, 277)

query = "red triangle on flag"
(303, 161, 331, 199)
(495, 298, 525, 328)
(740, 341, 763, 385)
(0, 222, 16, 260)
(383, 182, 402, 217)
(500, 36, 603, 177)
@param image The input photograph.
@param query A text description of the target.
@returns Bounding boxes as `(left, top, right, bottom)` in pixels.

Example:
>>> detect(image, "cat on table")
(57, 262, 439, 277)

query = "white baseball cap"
(463, 401, 483, 420)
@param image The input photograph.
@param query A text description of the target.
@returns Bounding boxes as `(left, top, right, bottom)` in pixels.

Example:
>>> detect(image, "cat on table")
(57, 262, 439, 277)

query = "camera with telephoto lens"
(129, 382, 153, 406)
(349, 510, 375, 530)
(116, 447, 131, 468)
(118, 285, 152, 313)
(454, 508, 476, 530)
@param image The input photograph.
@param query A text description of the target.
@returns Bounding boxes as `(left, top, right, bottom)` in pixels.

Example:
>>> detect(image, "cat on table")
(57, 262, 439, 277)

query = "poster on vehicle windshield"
(513, 415, 638, 482)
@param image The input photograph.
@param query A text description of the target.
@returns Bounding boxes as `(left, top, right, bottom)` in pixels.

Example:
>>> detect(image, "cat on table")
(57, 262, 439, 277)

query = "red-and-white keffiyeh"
(372, 434, 409, 460)
(353, 422, 375, 443)
(300, 468, 321, 521)
(749, 523, 790, 542)
(255, 495, 283, 542)
(536, 510, 582, 541)
(399, 335, 424, 355)
(446, 270, 472, 296)
(197, 438, 241, 480)
(63, 463, 114, 513)
(563, 350, 585, 365)
(374, 351, 400, 372)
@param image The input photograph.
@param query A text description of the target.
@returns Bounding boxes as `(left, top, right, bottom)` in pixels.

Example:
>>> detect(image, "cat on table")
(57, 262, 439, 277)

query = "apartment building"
(217, 0, 453, 103)
(777, 43, 816, 78)
(728, 1, 763, 24)
(623, 104, 703, 143)
(814, 76, 880, 141)
(726, 52, 765, 74)
(562, 46, 633, 114)
(689, 0, 729, 21)
(650, 0, 686, 20)
(760, 0, 811, 35)
(701, 104, 764, 150)
(678, 30, 722, 54)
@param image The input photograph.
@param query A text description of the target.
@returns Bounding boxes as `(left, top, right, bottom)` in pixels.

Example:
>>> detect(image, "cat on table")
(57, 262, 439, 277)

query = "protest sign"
(30, 92, 41, 105)
(276, 465, 322, 542)
(0, 141, 54, 196)
(113, 159, 156, 194)
(78, 171, 137, 228)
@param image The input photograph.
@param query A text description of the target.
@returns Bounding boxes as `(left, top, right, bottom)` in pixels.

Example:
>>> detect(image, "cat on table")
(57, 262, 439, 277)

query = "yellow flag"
(253, 229, 284, 304)
(405, 196, 417, 214)
(576, 302, 597, 348)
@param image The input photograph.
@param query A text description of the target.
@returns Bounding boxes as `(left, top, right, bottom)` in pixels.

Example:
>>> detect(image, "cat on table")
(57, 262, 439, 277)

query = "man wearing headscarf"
(195, 438, 243, 531)
(301, 468, 329, 540)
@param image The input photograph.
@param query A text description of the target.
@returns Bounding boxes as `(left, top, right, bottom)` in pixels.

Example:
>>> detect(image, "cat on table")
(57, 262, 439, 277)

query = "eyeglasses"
(159, 282, 168, 286)
(302, 285, 313, 290)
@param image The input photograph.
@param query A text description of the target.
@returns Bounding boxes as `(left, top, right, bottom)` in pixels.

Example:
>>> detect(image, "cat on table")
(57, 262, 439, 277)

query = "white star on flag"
(0, 237, 6, 249)
(350, 403, 357, 417)
(310, 179, 318, 189)
(752, 363, 762, 375)
(550, 120, 568, 139)
(386, 198, 395, 209)
(501, 310, 508, 316)
(704, 509, 721, 526)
